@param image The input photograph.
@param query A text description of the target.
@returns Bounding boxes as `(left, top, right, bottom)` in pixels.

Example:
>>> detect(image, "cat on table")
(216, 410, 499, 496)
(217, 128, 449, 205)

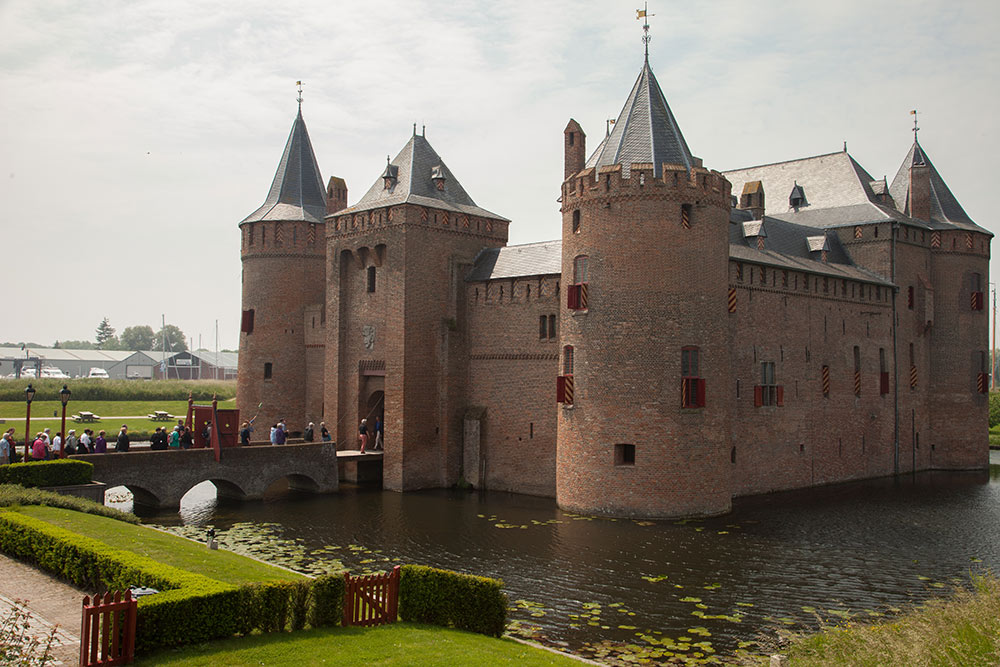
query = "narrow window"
(614, 443, 636, 466)
(755, 361, 782, 407)
(569, 255, 589, 310)
(563, 345, 574, 375)
(681, 204, 692, 229)
(908, 286, 914, 309)
(681, 346, 705, 408)
(736, 263, 743, 282)
(572, 209, 581, 233)
(822, 364, 830, 397)
(264, 362, 272, 379)
(557, 345, 575, 405)
(539, 315, 547, 339)
(853, 346, 861, 396)
(880, 348, 889, 395)
(971, 272, 984, 310)
(367, 266, 376, 293)
(978, 351, 989, 394)
(548, 314, 556, 339)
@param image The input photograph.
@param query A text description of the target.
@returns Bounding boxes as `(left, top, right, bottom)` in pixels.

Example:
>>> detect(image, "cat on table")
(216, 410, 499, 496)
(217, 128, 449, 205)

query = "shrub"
(0, 510, 343, 654)
(399, 564, 507, 637)
(0, 460, 92, 487)
(0, 484, 138, 523)
(990, 392, 1000, 429)
(307, 573, 346, 628)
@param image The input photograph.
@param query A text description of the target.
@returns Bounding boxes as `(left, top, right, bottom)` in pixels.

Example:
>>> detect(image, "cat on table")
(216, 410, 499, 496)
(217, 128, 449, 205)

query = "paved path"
(0, 554, 83, 665)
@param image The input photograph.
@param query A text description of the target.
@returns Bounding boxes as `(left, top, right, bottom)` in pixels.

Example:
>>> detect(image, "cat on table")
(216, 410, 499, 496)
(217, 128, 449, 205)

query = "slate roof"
(340, 131, 507, 221)
(723, 151, 919, 230)
(466, 240, 562, 282)
(888, 141, 985, 232)
(585, 58, 694, 177)
(241, 109, 328, 224)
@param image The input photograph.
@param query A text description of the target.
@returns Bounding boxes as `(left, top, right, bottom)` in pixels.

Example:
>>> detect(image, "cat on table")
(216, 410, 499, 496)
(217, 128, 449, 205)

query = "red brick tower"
(556, 57, 734, 518)
(325, 128, 508, 490)
(237, 107, 332, 433)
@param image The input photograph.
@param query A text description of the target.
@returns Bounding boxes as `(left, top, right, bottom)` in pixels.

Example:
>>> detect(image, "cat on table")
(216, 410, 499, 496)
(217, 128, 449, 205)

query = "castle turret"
(564, 119, 586, 180)
(237, 107, 330, 432)
(556, 57, 733, 518)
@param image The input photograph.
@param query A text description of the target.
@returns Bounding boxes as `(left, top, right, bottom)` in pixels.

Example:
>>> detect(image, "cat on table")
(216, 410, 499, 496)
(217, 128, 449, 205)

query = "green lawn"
(13, 505, 301, 585)
(140, 622, 581, 666)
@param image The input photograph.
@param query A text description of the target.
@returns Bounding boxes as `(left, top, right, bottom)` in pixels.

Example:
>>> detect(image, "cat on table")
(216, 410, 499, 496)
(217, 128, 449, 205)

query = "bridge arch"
(204, 478, 250, 502)
(113, 483, 162, 509)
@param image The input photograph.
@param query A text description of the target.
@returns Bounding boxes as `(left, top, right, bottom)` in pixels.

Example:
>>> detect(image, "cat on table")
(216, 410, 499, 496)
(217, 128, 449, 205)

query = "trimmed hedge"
(0, 484, 139, 523)
(0, 378, 236, 402)
(399, 564, 507, 637)
(0, 460, 92, 487)
(0, 511, 345, 653)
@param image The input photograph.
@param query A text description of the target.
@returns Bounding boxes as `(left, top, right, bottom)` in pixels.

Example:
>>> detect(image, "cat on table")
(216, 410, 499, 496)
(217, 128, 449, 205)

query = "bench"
(72, 412, 101, 423)
(147, 412, 176, 421)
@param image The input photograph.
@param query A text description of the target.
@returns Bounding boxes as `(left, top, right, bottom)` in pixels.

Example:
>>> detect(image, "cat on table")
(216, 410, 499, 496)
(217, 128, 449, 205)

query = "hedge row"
(0, 379, 236, 402)
(0, 460, 92, 487)
(0, 511, 344, 652)
(399, 564, 508, 637)
(0, 484, 139, 523)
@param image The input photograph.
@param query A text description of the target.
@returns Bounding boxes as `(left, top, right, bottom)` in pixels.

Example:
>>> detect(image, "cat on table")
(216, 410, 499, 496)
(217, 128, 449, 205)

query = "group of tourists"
(302, 421, 332, 442)
(0, 425, 113, 463)
(149, 424, 195, 450)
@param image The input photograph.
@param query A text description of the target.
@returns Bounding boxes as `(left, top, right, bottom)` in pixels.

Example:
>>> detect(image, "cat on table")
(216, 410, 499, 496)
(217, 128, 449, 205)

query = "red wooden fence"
(343, 566, 400, 627)
(80, 591, 137, 666)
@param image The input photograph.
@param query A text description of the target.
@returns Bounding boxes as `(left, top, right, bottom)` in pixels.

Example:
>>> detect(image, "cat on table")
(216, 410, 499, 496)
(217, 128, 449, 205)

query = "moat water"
(124, 452, 1000, 664)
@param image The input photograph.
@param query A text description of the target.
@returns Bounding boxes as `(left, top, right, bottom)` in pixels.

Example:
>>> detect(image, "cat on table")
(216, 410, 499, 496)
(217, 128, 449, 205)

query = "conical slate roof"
(241, 109, 327, 224)
(888, 141, 982, 231)
(342, 130, 507, 220)
(585, 58, 694, 176)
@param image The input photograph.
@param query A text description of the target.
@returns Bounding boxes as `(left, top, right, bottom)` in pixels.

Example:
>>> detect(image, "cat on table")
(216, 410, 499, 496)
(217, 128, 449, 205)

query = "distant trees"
(152, 324, 188, 353)
(120, 325, 155, 351)
(95, 318, 117, 349)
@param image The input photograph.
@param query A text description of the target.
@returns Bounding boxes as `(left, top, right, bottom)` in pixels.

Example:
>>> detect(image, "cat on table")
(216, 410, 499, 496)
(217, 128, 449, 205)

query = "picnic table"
(147, 411, 176, 421)
(72, 411, 101, 423)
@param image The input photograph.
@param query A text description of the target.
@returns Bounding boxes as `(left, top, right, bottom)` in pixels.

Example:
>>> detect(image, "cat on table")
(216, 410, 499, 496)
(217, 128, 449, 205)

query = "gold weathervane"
(296, 81, 304, 110)
(637, 3, 654, 59)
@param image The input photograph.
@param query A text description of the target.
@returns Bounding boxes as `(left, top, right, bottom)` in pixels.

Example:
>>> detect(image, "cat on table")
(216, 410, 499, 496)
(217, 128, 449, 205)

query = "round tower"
(555, 59, 733, 518)
(237, 108, 329, 433)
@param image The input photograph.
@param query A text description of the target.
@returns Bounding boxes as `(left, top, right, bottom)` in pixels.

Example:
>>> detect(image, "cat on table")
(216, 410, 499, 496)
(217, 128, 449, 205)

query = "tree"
(120, 325, 155, 351)
(95, 318, 116, 349)
(153, 324, 188, 353)
(57, 340, 97, 350)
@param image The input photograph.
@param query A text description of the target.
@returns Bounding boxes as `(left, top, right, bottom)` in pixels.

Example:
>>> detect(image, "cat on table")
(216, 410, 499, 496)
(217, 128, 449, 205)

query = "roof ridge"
(723, 150, 848, 174)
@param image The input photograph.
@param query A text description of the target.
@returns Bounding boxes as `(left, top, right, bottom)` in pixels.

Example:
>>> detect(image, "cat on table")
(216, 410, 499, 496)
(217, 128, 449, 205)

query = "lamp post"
(59, 385, 71, 459)
(24, 384, 36, 461)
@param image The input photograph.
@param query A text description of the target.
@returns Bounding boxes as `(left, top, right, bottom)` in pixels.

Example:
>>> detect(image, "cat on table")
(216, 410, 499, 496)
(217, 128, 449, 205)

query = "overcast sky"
(2, 1, 998, 351)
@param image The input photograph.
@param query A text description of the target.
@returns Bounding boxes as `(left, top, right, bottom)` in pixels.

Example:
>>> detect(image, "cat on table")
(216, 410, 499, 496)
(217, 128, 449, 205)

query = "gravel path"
(0, 554, 85, 665)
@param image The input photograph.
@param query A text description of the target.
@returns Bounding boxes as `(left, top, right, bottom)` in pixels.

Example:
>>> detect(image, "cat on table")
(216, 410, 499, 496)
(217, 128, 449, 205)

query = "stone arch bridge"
(72, 442, 345, 509)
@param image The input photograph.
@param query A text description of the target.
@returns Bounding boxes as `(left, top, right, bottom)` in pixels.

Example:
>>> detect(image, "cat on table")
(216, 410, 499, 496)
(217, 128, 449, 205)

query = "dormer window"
(789, 182, 807, 210)
(431, 165, 446, 191)
(381, 159, 398, 190)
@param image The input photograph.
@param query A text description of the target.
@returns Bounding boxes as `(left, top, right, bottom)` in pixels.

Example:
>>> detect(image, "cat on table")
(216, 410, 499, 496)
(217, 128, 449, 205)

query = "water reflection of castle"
(236, 52, 990, 518)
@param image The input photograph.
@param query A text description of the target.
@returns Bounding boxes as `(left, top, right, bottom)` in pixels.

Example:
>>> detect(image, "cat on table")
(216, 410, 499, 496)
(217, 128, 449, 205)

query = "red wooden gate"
(343, 566, 400, 627)
(80, 591, 137, 666)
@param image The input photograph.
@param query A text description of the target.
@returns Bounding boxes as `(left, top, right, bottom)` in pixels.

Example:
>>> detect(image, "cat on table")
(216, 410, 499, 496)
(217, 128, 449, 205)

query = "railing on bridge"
(343, 566, 400, 627)
(80, 590, 137, 666)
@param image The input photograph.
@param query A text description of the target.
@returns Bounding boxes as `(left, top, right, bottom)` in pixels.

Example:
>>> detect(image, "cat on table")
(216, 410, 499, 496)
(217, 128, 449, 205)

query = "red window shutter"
(776, 385, 784, 407)
(696, 378, 706, 407)
(579, 283, 589, 309)
(972, 291, 984, 311)
(567, 284, 580, 310)
(754, 385, 763, 407)
(880, 372, 889, 395)
(907, 286, 914, 309)
(564, 375, 574, 405)
(556, 376, 566, 403)
(241, 309, 255, 334)
(977, 372, 988, 394)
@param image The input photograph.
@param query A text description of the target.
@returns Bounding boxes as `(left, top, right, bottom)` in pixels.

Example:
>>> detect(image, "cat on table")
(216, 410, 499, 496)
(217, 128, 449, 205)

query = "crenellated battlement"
(561, 162, 731, 211)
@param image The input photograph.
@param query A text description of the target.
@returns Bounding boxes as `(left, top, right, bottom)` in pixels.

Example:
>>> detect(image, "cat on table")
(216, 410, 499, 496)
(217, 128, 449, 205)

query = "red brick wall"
(465, 275, 560, 496)
(556, 163, 734, 518)
(237, 220, 325, 432)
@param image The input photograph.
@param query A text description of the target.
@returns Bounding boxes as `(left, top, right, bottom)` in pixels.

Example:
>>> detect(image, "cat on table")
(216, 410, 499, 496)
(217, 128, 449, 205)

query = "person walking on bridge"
(94, 430, 107, 454)
(303, 422, 314, 442)
(115, 425, 130, 452)
(359, 419, 369, 454)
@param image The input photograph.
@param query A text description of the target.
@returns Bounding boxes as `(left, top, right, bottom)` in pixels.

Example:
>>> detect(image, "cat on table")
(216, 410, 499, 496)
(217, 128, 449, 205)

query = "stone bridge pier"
(71, 442, 340, 509)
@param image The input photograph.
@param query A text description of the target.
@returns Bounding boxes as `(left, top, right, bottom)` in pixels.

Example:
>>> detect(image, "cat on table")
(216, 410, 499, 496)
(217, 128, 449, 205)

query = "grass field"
(12, 505, 301, 585)
(139, 623, 581, 666)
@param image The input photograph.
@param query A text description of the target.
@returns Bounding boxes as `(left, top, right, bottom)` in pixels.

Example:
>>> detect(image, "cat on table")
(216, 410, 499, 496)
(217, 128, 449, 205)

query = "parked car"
(88, 368, 110, 379)
(40, 366, 70, 379)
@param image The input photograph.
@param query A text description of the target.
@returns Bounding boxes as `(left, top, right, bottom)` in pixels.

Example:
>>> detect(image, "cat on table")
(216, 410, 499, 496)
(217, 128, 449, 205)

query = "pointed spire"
(888, 140, 974, 227)
(585, 58, 694, 176)
(240, 108, 327, 224)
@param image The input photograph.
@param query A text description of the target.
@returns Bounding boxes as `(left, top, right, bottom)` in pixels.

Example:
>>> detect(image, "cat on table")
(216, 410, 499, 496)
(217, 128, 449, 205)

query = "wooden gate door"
(343, 566, 400, 627)
(80, 591, 137, 666)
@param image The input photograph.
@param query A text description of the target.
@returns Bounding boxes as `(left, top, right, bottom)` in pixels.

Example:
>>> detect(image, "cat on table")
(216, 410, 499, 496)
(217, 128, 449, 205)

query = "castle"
(236, 52, 991, 518)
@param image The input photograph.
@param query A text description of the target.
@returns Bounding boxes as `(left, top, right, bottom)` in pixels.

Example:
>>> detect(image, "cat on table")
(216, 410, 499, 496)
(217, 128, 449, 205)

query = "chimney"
(326, 176, 348, 215)
(564, 119, 586, 181)
(739, 181, 765, 220)
(908, 160, 930, 222)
